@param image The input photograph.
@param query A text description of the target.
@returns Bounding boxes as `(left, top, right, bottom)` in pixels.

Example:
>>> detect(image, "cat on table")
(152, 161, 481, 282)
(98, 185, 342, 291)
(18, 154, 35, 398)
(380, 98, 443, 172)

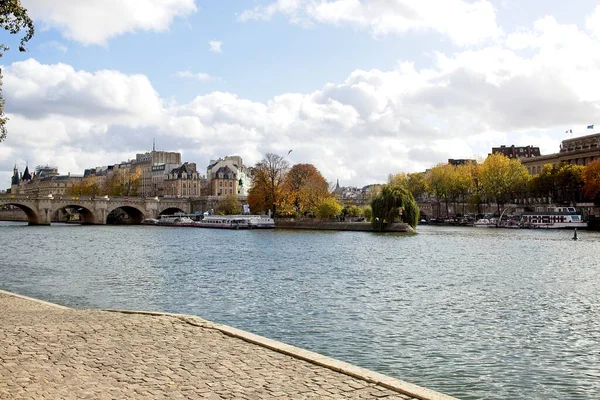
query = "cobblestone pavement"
(0, 291, 449, 400)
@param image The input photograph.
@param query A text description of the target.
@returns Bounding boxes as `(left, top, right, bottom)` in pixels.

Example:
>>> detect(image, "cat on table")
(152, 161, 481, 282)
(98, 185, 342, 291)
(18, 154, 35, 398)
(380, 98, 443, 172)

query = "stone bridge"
(0, 195, 191, 225)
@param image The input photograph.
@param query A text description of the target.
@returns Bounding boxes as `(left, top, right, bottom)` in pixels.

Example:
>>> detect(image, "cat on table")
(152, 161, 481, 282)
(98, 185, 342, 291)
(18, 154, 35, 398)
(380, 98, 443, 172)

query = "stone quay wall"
(0, 209, 27, 221)
(275, 219, 415, 233)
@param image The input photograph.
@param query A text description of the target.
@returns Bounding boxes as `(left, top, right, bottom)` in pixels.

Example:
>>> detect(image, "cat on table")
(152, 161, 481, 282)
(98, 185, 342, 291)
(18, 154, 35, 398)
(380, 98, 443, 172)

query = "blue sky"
(3, 0, 600, 187)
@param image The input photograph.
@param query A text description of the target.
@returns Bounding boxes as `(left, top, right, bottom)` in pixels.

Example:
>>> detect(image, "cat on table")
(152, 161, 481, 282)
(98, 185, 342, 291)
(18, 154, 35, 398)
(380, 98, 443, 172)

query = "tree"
(216, 194, 242, 215)
(248, 153, 289, 216)
(582, 159, 600, 200)
(315, 197, 343, 219)
(556, 163, 584, 202)
(344, 205, 363, 218)
(0, 0, 35, 142)
(406, 172, 428, 200)
(67, 176, 102, 196)
(363, 205, 372, 222)
(450, 164, 475, 215)
(528, 164, 556, 202)
(479, 153, 529, 211)
(371, 184, 419, 230)
(426, 163, 453, 217)
(283, 163, 330, 215)
(106, 167, 142, 196)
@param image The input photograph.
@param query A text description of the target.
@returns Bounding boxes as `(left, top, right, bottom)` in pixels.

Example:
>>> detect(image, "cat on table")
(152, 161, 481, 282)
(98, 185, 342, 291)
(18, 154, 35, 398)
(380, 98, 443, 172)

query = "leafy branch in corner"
(0, 0, 35, 142)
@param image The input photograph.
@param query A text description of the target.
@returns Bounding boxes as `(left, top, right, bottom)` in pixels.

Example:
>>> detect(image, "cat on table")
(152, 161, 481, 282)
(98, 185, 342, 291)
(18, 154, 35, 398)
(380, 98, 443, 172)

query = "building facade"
(206, 156, 251, 197)
(163, 162, 206, 197)
(448, 159, 476, 166)
(10, 165, 80, 196)
(521, 133, 600, 175)
(134, 149, 182, 197)
(492, 145, 541, 159)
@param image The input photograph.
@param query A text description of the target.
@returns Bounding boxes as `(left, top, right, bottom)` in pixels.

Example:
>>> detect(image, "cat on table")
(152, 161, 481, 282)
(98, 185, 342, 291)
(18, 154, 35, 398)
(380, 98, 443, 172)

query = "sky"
(2, 0, 600, 188)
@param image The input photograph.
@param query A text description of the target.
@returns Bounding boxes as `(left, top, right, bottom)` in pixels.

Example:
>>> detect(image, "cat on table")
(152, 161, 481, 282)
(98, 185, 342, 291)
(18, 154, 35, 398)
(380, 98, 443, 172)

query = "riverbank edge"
(0, 288, 456, 400)
(275, 219, 416, 233)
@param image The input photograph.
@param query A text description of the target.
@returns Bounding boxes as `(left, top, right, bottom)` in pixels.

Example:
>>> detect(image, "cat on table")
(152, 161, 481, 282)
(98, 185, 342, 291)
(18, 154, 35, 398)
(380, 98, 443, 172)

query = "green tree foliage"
(528, 164, 555, 200)
(315, 197, 343, 219)
(0, 0, 35, 142)
(479, 153, 530, 211)
(556, 163, 583, 202)
(426, 163, 453, 215)
(448, 164, 475, 214)
(216, 194, 242, 215)
(371, 184, 419, 230)
(363, 205, 372, 222)
(344, 205, 363, 217)
(407, 172, 428, 200)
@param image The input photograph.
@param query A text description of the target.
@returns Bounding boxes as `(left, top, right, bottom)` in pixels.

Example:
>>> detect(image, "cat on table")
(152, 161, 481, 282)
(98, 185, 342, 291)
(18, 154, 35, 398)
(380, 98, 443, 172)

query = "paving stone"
(0, 291, 432, 400)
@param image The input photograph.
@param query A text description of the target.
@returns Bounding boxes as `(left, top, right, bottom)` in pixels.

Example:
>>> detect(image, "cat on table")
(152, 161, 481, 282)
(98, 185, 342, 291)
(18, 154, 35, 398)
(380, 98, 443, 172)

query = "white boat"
(473, 218, 497, 228)
(157, 216, 195, 227)
(194, 215, 275, 229)
(194, 215, 251, 229)
(520, 206, 587, 229)
(246, 215, 276, 229)
(141, 218, 159, 225)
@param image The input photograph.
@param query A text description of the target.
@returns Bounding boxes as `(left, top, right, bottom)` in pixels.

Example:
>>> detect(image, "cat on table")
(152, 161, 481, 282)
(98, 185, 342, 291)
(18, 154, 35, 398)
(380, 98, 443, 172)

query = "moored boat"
(194, 215, 251, 229)
(157, 216, 196, 227)
(520, 206, 587, 229)
(473, 218, 497, 228)
(194, 215, 275, 229)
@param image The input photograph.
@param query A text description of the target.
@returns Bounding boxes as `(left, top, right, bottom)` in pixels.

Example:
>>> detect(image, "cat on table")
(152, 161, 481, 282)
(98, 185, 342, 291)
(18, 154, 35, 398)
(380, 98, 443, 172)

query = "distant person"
(573, 228, 578, 241)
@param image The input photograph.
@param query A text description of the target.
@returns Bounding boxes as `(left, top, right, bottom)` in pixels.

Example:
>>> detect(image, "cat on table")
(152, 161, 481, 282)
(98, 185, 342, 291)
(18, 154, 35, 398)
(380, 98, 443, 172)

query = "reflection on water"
(1, 221, 600, 399)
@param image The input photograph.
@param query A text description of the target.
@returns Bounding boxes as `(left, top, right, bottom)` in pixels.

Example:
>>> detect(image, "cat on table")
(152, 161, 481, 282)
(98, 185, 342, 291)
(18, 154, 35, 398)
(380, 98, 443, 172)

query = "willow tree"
(371, 184, 419, 230)
(0, 0, 35, 142)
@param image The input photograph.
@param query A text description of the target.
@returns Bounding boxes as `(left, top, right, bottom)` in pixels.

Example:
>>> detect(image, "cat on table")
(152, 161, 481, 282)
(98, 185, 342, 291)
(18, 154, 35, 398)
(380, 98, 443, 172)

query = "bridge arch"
(2, 202, 40, 225)
(106, 205, 146, 224)
(158, 206, 187, 216)
(52, 204, 96, 224)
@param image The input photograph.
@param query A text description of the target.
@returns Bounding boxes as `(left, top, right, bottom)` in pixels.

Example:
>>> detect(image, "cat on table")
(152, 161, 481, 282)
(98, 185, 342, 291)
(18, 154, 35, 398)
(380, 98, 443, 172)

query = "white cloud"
(238, 0, 502, 46)
(208, 40, 223, 53)
(23, 0, 197, 45)
(585, 5, 600, 38)
(4, 13, 600, 188)
(175, 70, 219, 82)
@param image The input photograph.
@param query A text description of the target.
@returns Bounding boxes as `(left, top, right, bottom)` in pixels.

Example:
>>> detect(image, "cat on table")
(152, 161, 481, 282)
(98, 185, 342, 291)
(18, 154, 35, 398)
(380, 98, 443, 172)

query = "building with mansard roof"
(163, 162, 206, 197)
(491, 145, 541, 159)
(206, 155, 251, 197)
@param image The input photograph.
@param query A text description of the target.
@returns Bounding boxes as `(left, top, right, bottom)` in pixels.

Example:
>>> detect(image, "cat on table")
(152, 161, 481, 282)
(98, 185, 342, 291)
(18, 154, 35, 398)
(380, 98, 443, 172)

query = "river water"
(1, 222, 599, 399)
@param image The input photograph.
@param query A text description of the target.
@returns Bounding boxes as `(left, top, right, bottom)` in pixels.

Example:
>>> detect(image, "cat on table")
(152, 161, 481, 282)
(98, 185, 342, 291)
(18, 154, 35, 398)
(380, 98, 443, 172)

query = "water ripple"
(1, 222, 600, 399)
